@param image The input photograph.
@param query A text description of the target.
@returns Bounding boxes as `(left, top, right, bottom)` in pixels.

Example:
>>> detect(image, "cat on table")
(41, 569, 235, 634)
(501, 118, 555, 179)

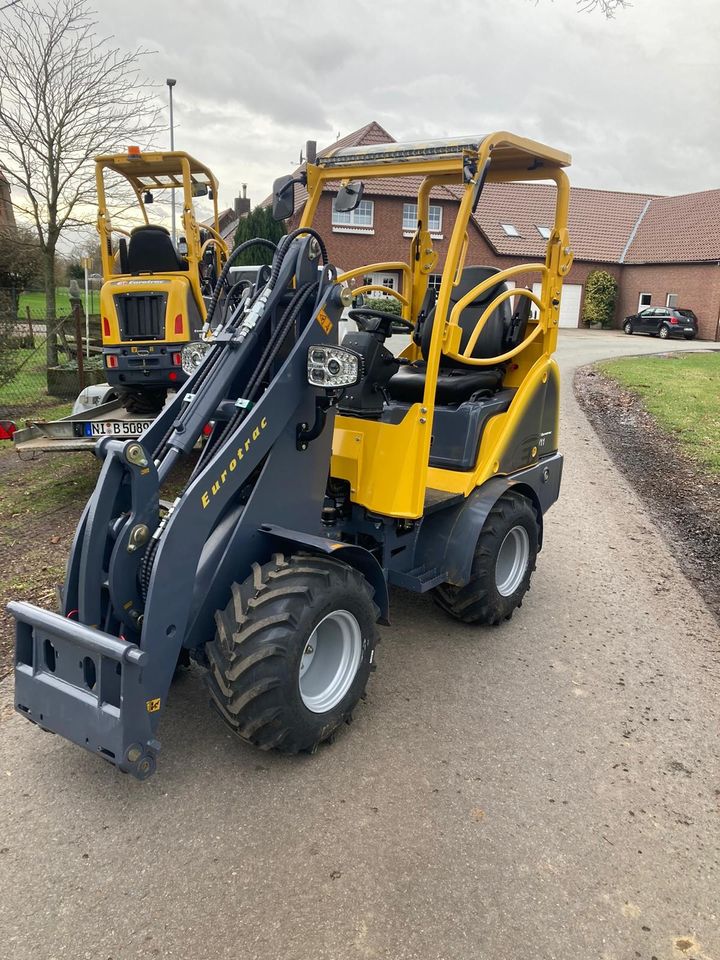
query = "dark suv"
(623, 307, 698, 340)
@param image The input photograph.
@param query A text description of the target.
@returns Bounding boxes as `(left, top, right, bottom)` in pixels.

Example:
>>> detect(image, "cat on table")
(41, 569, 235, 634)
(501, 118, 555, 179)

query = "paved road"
(1, 330, 719, 960)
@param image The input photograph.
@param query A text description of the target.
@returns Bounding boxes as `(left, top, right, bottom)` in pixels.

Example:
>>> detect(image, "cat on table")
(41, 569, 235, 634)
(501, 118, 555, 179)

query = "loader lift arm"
(10, 230, 384, 778)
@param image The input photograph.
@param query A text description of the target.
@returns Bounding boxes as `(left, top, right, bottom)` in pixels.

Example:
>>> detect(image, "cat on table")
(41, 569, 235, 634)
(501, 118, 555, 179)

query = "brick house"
(274, 122, 720, 339)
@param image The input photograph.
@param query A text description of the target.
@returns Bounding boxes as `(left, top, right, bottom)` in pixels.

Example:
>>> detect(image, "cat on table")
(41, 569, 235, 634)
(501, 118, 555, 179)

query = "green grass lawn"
(598, 352, 720, 473)
(18, 288, 72, 318)
(0, 347, 73, 424)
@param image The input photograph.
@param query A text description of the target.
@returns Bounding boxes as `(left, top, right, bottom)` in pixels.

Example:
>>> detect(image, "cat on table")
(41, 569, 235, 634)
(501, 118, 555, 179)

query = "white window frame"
(332, 198, 374, 232)
(501, 223, 520, 237)
(402, 202, 443, 235)
(638, 292, 652, 310)
(666, 292, 678, 308)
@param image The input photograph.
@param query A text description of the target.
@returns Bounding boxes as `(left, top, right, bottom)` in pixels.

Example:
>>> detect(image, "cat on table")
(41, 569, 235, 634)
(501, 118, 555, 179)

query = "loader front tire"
(206, 553, 380, 754)
(433, 489, 539, 625)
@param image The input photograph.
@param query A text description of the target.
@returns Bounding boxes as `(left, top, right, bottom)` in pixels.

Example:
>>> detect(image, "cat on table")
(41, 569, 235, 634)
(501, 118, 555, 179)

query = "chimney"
(234, 184, 250, 218)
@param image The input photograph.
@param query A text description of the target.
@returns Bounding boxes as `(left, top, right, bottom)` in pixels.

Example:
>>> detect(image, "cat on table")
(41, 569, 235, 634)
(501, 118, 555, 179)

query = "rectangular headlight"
(307, 345, 362, 388)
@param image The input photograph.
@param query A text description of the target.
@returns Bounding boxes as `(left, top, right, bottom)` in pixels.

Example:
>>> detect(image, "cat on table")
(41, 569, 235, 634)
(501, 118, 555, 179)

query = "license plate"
(86, 421, 150, 437)
(684, 327, 694, 332)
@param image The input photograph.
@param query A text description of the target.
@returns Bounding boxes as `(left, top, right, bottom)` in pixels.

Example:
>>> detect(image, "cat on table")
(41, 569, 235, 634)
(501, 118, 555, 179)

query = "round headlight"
(181, 341, 211, 376)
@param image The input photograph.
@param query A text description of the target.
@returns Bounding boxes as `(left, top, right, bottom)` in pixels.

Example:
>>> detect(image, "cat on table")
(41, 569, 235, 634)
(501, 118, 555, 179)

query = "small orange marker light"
(127, 145, 141, 157)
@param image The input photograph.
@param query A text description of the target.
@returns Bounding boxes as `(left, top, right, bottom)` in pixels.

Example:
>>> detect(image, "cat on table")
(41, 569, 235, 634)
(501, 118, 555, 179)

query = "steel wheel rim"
(299, 609, 362, 713)
(495, 525, 530, 597)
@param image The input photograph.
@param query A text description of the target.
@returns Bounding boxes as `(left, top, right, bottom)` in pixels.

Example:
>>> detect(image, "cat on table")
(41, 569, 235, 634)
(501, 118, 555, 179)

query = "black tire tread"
(118, 386, 167, 416)
(433, 489, 539, 625)
(207, 553, 379, 753)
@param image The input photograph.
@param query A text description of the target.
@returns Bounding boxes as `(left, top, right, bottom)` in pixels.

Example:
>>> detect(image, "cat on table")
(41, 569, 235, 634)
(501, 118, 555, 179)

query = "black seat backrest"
(420, 266, 510, 366)
(504, 288, 532, 350)
(127, 224, 186, 274)
(412, 284, 438, 346)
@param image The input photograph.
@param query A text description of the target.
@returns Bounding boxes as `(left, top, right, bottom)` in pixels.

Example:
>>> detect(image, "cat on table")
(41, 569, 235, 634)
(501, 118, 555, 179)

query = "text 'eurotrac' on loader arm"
(8, 132, 573, 780)
(95, 148, 229, 415)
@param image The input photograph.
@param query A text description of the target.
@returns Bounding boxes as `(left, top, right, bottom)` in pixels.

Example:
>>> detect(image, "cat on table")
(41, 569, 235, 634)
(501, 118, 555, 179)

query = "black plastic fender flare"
(258, 523, 391, 625)
(413, 454, 563, 589)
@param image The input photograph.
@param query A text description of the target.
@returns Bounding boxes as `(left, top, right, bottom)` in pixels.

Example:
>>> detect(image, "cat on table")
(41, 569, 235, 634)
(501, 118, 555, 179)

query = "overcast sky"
(86, 0, 718, 213)
(11, 0, 720, 229)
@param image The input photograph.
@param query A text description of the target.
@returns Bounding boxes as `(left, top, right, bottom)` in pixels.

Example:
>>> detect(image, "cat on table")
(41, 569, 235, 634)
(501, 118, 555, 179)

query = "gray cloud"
(78, 0, 720, 208)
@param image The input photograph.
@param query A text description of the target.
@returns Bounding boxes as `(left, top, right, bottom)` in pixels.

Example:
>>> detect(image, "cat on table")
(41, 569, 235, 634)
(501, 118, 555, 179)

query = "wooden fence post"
(25, 305, 34, 348)
(73, 300, 85, 391)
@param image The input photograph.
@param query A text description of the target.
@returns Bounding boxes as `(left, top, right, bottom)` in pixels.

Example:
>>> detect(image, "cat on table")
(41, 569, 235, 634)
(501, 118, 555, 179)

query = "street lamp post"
(166, 78, 177, 245)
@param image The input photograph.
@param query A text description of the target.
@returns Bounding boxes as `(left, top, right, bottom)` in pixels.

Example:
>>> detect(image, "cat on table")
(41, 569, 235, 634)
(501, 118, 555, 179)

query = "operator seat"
(388, 266, 513, 405)
(127, 224, 187, 274)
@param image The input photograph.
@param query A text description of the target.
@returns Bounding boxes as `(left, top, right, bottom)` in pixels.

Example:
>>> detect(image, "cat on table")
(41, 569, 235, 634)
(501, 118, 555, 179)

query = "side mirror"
(334, 180, 364, 213)
(208, 187, 214, 200)
(192, 182, 209, 198)
(272, 174, 295, 221)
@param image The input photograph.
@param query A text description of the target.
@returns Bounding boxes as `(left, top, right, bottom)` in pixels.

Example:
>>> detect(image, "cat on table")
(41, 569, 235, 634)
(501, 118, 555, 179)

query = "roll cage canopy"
(317, 133, 571, 171)
(296, 130, 574, 390)
(95, 150, 219, 194)
(95, 150, 225, 286)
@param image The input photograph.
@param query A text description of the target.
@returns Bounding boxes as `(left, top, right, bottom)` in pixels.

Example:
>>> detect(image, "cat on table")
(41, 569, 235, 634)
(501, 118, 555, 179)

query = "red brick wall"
(616, 262, 720, 340)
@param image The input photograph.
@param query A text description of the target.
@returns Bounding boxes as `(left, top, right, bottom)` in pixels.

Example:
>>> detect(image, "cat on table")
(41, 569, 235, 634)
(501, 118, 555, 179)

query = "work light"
(307, 345, 362, 388)
(181, 340, 211, 375)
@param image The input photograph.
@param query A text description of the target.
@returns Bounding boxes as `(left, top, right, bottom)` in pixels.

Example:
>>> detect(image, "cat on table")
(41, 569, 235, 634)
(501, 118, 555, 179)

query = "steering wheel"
(348, 308, 414, 338)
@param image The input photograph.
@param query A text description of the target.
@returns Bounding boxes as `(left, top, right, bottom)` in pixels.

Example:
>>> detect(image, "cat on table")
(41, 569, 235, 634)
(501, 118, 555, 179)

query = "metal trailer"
(11, 386, 159, 456)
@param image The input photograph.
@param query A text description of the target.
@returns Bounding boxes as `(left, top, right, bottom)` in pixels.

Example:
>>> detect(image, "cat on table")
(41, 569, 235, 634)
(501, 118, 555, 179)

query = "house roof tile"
(259, 123, 720, 265)
(261, 121, 396, 209)
(471, 183, 658, 263)
(623, 189, 720, 263)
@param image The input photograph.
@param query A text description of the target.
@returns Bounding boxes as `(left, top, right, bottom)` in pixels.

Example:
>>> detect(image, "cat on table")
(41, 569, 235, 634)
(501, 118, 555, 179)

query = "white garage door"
(532, 282, 583, 328)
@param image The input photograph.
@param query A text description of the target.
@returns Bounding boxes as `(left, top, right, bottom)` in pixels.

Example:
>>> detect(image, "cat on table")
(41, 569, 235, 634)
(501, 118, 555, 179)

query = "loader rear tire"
(118, 386, 167, 416)
(206, 553, 380, 754)
(432, 489, 539, 625)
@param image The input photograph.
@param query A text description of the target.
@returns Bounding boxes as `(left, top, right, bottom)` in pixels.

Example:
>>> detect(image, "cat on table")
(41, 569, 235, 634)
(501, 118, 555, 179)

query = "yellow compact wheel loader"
(9, 132, 572, 779)
(96, 148, 229, 414)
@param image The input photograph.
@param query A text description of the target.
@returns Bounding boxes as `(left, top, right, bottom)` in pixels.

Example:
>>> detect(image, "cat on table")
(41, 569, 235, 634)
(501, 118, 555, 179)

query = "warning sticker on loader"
(316, 308, 333, 335)
(146, 698, 161, 713)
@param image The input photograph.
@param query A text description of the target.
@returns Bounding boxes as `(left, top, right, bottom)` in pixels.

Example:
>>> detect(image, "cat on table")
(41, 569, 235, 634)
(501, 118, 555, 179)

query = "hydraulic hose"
(268, 227, 328, 288)
(204, 237, 279, 332)
(188, 280, 319, 480)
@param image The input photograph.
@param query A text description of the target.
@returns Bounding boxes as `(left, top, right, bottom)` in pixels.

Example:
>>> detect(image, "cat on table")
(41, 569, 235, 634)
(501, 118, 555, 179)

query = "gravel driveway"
(1, 329, 718, 960)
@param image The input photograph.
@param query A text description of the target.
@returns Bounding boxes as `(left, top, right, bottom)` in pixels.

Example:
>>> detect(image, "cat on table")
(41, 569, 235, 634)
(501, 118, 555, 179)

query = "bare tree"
(576, 0, 631, 15)
(0, 0, 159, 367)
(532, 0, 631, 15)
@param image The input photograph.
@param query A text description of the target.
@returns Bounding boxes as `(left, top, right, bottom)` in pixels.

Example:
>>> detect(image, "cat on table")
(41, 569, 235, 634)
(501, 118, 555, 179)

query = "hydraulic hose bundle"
(142, 231, 328, 597)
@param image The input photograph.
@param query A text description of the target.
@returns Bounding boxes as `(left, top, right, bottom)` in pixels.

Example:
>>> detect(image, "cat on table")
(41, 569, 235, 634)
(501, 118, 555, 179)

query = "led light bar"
(319, 137, 488, 168)
(307, 345, 362, 388)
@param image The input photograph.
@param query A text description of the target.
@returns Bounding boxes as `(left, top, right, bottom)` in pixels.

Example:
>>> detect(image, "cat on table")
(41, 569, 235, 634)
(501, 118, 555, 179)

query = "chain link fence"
(0, 287, 105, 434)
